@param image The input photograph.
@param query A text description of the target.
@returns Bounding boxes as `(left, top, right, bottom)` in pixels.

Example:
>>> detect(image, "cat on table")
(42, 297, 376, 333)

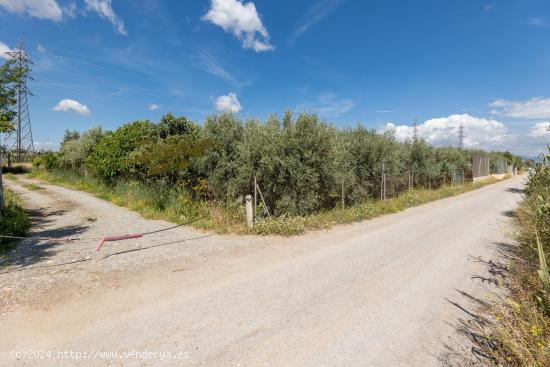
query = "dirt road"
(1, 176, 524, 366)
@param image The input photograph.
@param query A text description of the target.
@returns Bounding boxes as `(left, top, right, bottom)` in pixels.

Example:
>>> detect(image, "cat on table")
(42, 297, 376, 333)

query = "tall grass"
(27, 169, 248, 234)
(0, 189, 30, 254)
(458, 165, 550, 365)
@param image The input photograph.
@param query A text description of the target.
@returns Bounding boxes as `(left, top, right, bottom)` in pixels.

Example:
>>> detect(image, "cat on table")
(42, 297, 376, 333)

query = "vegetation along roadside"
(0, 189, 29, 256)
(454, 149, 549, 366)
(17, 111, 523, 236)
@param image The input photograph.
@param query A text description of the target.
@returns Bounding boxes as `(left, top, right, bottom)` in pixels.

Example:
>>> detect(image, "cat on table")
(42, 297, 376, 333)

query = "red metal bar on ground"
(95, 233, 144, 252)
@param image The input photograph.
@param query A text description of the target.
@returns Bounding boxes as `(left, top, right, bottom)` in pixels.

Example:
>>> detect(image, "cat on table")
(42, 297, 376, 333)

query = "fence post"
(245, 195, 254, 228)
(383, 170, 386, 200)
(451, 165, 454, 187)
(254, 175, 257, 223)
(341, 180, 345, 209)
(381, 163, 386, 200)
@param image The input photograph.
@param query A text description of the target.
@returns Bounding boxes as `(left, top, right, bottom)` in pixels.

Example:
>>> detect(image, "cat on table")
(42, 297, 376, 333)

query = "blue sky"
(0, 0, 549, 157)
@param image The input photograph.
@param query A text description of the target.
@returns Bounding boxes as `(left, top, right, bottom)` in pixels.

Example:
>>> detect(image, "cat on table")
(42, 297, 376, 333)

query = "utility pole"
(457, 123, 464, 149)
(5, 38, 34, 162)
(412, 118, 419, 142)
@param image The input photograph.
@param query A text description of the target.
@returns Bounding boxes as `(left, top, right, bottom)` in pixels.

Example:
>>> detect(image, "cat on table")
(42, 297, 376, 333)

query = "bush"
(1, 165, 29, 174)
(85, 120, 158, 180)
(42, 152, 60, 170)
(0, 189, 29, 252)
(59, 126, 103, 170)
(463, 149, 550, 366)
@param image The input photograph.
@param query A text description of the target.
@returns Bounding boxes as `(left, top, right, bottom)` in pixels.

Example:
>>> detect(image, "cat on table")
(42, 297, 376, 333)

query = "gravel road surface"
(1, 176, 524, 366)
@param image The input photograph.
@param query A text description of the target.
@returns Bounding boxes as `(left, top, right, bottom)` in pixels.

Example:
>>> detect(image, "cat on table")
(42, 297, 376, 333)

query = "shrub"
(85, 120, 158, 180)
(42, 152, 60, 170)
(59, 126, 103, 170)
(463, 149, 550, 366)
(0, 189, 29, 252)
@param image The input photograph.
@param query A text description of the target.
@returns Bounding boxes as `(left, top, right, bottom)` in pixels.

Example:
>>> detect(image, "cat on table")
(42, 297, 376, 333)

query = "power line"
(4, 38, 34, 161)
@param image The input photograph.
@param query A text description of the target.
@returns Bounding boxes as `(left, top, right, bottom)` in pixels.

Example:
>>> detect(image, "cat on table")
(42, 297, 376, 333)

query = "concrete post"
(245, 195, 254, 228)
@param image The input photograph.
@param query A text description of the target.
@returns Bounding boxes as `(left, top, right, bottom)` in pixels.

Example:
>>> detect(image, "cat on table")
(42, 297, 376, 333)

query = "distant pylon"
(4, 38, 34, 162)
(412, 118, 419, 141)
(457, 123, 465, 149)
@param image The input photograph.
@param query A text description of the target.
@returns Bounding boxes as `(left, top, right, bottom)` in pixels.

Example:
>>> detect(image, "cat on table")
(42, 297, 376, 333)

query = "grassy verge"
(462, 168, 550, 366)
(0, 189, 30, 255)
(27, 169, 509, 236)
(22, 183, 44, 191)
(256, 176, 505, 235)
(27, 169, 248, 234)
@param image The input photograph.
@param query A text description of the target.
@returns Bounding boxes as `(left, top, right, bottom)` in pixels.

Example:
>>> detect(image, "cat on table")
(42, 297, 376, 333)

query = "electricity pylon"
(4, 38, 34, 162)
(457, 123, 464, 149)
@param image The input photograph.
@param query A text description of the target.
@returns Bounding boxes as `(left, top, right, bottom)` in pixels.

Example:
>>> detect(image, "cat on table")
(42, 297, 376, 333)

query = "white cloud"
(215, 93, 242, 113)
(0, 41, 14, 59)
(53, 99, 91, 116)
(382, 114, 508, 148)
(296, 93, 354, 118)
(197, 50, 238, 84)
(289, 0, 345, 45)
(63, 1, 76, 18)
(529, 122, 550, 137)
(36, 44, 47, 53)
(202, 0, 273, 52)
(490, 97, 550, 119)
(84, 0, 127, 36)
(148, 103, 160, 111)
(34, 141, 55, 151)
(527, 17, 548, 28)
(0, 0, 63, 21)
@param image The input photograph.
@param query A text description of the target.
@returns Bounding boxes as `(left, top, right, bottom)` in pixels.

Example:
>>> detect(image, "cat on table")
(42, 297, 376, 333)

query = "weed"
(22, 183, 44, 190)
(460, 164, 550, 366)
(0, 190, 30, 254)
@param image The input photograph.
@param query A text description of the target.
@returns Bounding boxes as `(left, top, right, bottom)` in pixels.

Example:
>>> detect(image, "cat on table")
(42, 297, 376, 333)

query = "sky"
(0, 0, 549, 158)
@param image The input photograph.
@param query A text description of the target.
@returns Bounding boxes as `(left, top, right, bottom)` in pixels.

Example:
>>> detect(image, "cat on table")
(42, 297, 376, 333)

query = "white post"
(245, 195, 254, 228)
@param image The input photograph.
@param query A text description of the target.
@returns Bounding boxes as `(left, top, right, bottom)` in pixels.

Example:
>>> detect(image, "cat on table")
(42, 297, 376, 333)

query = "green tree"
(59, 126, 103, 170)
(130, 135, 209, 182)
(0, 58, 26, 210)
(159, 113, 198, 138)
(85, 120, 158, 181)
(60, 129, 80, 148)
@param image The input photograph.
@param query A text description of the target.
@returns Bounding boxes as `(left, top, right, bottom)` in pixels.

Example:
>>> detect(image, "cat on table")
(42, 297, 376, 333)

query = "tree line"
(34, 112, 523, 217)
